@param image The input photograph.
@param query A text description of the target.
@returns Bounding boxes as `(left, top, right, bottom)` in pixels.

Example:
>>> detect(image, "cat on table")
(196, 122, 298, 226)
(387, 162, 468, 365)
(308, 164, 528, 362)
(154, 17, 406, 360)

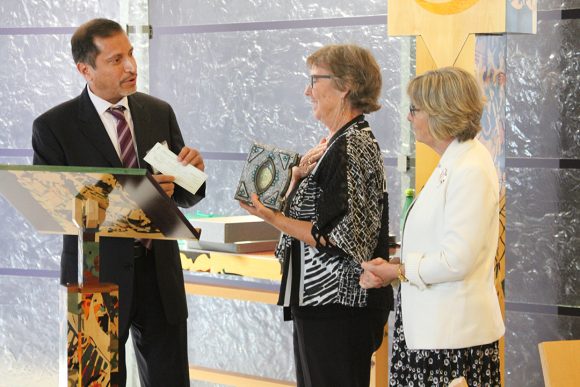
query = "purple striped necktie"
(107, 106, 137, 168)
(107, 106, 152, 250)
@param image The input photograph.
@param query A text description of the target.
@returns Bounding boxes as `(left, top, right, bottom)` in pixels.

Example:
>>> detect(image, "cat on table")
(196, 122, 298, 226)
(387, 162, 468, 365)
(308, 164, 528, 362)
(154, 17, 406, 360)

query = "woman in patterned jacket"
(240, 44, 393, 387)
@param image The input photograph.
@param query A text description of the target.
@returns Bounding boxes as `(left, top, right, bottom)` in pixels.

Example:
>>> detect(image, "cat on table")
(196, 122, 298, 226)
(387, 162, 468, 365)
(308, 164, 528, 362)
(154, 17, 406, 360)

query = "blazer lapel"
(77, 87, 123, 168)
(128, 94, 153, 169)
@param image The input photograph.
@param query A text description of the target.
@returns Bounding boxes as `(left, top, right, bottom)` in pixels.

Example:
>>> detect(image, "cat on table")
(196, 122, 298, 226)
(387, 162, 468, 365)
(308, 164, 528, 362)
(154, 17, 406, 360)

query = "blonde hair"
(307, 44, 382, 113)
(407, 67, 484, 142)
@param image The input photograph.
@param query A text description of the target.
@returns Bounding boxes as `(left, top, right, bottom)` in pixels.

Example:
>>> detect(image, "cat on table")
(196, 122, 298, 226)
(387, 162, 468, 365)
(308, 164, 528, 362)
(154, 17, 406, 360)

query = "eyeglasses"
(309, 74, 334, 88)
(409, 104, 421, 117)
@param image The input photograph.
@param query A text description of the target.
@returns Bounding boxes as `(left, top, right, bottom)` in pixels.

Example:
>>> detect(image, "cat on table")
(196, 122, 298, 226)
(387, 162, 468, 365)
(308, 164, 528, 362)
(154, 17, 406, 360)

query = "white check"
(144, 142, 207, 195)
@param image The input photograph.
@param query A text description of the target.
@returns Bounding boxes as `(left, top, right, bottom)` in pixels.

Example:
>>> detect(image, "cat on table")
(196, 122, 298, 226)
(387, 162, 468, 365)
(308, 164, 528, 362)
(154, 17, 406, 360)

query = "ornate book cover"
(234, 143, 300, 211)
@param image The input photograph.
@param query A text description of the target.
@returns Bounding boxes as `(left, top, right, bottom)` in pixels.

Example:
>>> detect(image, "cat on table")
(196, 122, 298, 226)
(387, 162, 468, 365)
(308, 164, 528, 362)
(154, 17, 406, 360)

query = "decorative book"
(234, 142, 300, 211)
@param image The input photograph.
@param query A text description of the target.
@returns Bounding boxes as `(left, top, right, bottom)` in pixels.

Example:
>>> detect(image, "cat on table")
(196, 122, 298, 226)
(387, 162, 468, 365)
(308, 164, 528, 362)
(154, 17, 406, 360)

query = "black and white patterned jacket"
(276, 115, 387, 308)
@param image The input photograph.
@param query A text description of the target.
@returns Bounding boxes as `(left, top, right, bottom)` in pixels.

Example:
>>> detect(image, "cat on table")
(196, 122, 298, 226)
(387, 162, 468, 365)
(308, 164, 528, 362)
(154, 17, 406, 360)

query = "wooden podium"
(0, 165, 199, 387)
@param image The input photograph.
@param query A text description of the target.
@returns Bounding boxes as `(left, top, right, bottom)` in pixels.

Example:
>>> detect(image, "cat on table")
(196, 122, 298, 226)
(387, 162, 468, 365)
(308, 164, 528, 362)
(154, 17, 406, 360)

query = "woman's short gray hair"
(307, 44, 382, 113)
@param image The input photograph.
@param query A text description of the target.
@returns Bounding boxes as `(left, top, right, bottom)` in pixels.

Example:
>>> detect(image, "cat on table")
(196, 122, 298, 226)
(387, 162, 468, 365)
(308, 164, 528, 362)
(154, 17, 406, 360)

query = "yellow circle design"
(415, 0, 481, 15)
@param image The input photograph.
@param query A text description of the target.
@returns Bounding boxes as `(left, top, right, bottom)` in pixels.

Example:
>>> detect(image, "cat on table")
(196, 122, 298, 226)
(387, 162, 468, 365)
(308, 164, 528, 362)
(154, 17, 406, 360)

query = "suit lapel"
(77, 87, 123, 167)
(128, 94, 152, 168)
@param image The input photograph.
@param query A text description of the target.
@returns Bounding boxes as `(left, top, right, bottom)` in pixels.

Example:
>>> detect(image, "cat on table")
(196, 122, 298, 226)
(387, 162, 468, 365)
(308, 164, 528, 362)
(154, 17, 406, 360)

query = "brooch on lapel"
(438, 167, 448, 185)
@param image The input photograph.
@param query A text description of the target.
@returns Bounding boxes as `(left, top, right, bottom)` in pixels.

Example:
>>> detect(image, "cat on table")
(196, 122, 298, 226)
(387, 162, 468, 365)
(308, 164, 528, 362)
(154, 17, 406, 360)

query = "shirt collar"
(87, 85, 129, 115)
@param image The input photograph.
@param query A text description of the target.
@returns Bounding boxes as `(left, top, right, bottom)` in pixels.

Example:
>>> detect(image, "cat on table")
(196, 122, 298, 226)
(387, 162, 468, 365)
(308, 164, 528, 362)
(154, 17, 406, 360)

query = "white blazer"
(401, 138, 505, 350)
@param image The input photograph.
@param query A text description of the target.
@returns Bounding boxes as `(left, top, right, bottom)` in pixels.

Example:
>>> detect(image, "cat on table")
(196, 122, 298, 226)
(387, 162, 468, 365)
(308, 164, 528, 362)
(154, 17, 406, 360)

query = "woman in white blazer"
(360, 67, 505, 387)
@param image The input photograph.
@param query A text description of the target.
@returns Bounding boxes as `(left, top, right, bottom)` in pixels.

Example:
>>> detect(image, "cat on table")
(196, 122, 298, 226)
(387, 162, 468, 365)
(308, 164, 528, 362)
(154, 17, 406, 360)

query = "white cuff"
(404, 252, 427, 290)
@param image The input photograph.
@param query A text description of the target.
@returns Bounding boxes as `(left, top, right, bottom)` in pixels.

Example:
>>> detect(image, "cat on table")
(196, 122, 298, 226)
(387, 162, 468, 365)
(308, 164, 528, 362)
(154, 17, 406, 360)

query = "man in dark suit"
(32, 18, 203, 387)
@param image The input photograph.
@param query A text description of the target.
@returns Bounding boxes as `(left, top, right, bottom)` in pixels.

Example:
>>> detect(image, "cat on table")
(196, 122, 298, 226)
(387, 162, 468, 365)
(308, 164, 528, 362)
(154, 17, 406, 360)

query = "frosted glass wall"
(150, 0, 388, 25)
(149, 26, 409, 222)
(504, 7, 580, 386)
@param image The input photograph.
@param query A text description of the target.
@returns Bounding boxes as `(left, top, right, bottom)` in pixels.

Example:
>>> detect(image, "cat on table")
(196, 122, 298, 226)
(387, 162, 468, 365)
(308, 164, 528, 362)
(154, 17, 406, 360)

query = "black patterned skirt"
(390, 292, 501, 387)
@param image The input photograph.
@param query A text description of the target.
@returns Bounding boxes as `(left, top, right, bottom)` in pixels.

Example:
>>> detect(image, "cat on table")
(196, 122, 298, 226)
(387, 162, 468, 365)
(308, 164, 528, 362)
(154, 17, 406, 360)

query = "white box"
(189, 215, 281, 244)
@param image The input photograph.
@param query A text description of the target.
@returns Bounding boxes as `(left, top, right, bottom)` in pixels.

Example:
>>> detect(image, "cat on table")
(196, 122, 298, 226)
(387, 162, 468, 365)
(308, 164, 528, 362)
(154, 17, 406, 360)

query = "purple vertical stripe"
(108, 106, 137, 168)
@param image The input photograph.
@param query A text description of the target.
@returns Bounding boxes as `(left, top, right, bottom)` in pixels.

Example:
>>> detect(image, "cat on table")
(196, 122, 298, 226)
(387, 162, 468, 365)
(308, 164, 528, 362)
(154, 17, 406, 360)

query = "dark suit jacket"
(32, 87, 204, 332)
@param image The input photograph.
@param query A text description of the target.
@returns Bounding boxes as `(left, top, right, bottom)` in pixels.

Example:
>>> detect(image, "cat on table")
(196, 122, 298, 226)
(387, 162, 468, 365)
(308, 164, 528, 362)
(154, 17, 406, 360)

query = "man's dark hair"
(71, 18, 124, 67)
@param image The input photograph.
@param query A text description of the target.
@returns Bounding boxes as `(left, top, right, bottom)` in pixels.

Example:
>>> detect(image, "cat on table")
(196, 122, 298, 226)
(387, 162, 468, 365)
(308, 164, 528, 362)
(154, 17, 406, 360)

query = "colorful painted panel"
(507, 0, 537, 34)
(476, 35, 507, 189)
(476, 34, 508, 382)
(476, 35, 507, 286)
(64, 284, 119, 387)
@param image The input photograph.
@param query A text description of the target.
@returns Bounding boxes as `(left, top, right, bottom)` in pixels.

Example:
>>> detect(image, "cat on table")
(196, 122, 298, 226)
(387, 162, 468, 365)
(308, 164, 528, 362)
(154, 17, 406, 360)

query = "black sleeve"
(32, 116, 66, 166)
(311, 131, 386, 263)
